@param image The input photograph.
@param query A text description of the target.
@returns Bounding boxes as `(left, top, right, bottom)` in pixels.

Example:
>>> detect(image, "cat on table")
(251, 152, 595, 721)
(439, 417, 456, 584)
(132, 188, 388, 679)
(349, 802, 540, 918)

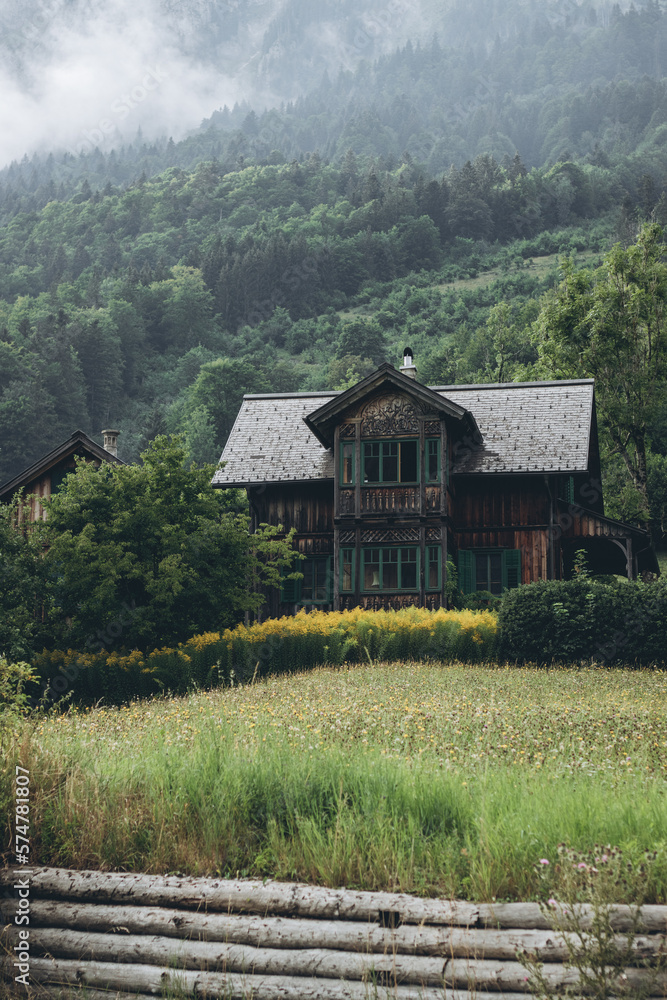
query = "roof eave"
(453, 466, 589, 476)
(213, 477, 334, 489)
(0, 431, 123, 501)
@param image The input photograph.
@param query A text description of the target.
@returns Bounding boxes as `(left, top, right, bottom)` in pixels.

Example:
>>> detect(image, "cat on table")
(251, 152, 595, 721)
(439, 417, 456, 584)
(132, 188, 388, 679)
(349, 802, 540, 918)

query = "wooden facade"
(213, 366, 659, 615)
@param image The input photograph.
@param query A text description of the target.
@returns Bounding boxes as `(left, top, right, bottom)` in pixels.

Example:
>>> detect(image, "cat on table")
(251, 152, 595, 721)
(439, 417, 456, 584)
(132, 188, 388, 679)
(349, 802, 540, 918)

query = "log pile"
(1, 867, 666, 999)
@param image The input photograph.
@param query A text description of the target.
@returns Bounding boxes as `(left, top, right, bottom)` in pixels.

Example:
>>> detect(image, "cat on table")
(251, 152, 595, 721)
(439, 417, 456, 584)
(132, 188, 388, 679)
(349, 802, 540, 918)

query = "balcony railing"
(338, 485, 442, 517)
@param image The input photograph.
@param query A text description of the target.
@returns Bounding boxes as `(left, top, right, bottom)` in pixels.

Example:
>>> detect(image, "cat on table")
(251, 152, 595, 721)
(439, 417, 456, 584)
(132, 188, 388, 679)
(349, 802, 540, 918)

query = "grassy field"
(3, 661, 667, 902)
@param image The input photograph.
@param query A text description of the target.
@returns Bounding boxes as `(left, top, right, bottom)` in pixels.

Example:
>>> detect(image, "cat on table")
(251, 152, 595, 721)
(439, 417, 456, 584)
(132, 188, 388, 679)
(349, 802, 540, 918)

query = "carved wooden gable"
(341, 393, 428, 437)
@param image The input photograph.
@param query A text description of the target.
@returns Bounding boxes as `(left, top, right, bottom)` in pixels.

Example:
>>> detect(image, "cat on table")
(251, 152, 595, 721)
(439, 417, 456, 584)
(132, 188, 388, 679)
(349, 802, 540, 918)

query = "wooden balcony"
(338, 485, 442, 517)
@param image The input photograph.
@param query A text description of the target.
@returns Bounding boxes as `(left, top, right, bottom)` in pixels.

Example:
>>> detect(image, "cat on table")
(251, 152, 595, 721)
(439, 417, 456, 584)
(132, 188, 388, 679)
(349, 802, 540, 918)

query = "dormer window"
(363, 440, 418, 484)
(340, 438, 442, 486)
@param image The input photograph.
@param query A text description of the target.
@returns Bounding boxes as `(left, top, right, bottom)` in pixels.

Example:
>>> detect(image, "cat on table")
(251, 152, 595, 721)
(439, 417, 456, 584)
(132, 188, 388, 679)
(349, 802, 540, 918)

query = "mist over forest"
(0, 0, 655, 167)
(1, 0, 666, 544)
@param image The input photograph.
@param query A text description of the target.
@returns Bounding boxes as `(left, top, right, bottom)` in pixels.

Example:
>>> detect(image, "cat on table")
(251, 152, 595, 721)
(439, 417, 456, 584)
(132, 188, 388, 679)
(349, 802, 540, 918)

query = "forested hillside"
(0, 0, 666, 544)
(0, 152, 618, 474)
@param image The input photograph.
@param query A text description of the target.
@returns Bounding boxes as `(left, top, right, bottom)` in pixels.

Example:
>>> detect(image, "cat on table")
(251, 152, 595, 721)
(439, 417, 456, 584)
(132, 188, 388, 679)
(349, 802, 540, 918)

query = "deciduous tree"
(43, 437, 299, 651)
(535, 224, 667, 525)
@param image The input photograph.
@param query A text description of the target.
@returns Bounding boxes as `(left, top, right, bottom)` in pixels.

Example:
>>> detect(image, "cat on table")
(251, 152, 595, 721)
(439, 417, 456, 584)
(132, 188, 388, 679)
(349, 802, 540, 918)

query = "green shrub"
(498, 577, 667, 665)
(0, 656, 40, 720)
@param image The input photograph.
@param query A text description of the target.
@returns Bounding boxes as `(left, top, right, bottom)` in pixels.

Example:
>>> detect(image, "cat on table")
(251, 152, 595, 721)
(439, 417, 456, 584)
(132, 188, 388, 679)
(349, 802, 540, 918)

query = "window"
(426, 438, 440, 483)
(363, 440, 418, 484)
(281, 557, 332, 604)
(302, 557, 331, 602)
(475, 552, 502, 595)
(341, 441, 354, 484)
(341, 548, 355, 592)
(458, 549, 521, 596)
(427, 546, 441, 590)
(362, 547, 419, 591)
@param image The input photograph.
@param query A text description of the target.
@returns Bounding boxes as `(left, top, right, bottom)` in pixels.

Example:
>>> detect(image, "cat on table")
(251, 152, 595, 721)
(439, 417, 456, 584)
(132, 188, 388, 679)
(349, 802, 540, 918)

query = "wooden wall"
(16, 456, 83, 523)
(451, 475, 551, 585)
(451, 475, 550, 529)
(250, 481, 334, 539)
(249, 482, 335, 620)
(454, 527, 549, 585)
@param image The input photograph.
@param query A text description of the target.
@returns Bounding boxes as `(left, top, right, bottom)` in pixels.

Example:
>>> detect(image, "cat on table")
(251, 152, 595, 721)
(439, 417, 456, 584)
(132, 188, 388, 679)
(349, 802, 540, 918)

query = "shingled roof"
(213, 392, 337, 486)
(212, 378, 596, 487)
(436, 380, 595, 474)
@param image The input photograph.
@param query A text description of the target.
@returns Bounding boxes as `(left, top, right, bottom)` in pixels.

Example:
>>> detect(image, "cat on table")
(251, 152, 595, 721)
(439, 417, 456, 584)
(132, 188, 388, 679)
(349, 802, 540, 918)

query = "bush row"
(22, 577, 667, 709)
(499, 577, 667, 665)
(31, 608, 499, 706)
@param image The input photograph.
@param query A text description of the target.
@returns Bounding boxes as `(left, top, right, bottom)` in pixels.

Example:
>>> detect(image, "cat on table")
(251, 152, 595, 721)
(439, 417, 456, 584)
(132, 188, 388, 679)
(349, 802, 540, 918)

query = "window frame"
(426, 545, 441, 591)
(340, 440, 355, 485)
(360, 546, 420, 593)
(281, 556, 333, 605)
(426, 438, 440, 483)
(340, 547, 355, 593)
(458, 548, 521, 596)
(362, 439, 419, 485)
(474, 551, 503, 596)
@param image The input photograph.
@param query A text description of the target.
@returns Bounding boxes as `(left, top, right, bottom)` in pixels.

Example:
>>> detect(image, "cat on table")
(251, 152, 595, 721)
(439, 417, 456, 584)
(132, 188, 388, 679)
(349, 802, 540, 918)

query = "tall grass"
(3, 662, 666, 902)
(31, 608, 499, 706)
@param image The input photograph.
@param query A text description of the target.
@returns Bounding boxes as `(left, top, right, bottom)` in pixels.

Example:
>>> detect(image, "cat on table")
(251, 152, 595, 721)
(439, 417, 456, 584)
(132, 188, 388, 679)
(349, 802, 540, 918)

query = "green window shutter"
(280, 570, 302, 603)
(502, 549, 521, 590)
(326, 556, 333, 602)
(458, 550, 474, 594)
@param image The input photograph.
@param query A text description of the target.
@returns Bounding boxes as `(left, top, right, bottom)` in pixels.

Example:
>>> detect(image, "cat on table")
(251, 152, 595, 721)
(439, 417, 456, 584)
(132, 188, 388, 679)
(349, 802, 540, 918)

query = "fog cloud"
(0, 0, 437, 167)
(0, 0, 263, 166)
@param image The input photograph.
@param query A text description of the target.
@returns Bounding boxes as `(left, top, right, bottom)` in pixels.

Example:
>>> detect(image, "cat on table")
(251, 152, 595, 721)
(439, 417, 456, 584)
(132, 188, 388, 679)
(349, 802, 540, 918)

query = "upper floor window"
(341, 441, 354, 484)
(340, 437, 442, 486)
(363, 440, 418, 484)
(426, 438, 439, 483)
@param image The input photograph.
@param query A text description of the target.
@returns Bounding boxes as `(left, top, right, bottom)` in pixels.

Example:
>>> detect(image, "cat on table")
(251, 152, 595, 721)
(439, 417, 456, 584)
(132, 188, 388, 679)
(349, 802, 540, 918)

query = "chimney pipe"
(399, 346, 417, 380)
(102, 429, 120, 458)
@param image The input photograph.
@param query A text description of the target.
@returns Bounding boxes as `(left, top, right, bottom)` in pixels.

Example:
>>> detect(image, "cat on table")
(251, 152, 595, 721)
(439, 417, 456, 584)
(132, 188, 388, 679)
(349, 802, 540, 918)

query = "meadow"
(3, 661, 667, 903)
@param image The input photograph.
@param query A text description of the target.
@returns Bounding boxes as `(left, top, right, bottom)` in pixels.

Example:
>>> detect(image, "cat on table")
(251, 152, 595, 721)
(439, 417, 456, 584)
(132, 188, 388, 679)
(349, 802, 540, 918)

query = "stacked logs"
(1, 867, 666, 999)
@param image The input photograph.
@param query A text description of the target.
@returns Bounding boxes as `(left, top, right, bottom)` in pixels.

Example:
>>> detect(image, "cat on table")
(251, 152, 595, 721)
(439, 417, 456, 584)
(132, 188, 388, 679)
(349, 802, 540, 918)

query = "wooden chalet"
(213, 357, 658, 614)
(0, 429, 123, 522)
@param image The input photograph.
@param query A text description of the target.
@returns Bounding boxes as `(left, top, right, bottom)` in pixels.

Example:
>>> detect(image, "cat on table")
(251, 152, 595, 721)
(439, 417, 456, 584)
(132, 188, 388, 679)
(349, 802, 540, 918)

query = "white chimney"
(399, 346, 417, 380)
(102, 429, 120, 458)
